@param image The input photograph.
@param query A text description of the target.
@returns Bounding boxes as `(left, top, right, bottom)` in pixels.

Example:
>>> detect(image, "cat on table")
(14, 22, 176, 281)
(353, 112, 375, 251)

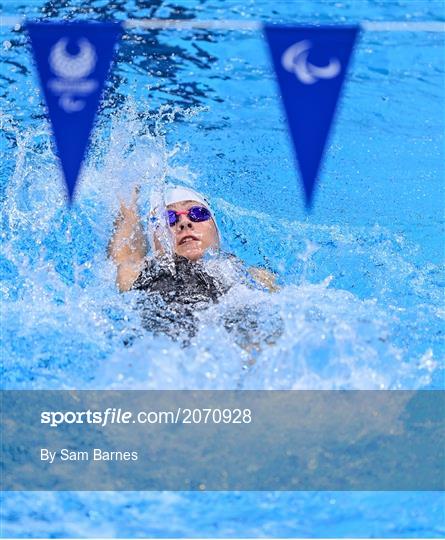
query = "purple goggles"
(166, 205, 212, 226)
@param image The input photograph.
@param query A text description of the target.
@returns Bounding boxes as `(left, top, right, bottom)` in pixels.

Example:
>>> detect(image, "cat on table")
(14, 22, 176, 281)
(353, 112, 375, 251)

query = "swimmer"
(108, 184, 279, 342)
(108, 184, 277, 294)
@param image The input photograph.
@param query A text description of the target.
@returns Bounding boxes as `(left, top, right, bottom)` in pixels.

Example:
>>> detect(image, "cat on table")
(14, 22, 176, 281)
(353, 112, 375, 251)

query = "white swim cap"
(165, 185, 212, 212)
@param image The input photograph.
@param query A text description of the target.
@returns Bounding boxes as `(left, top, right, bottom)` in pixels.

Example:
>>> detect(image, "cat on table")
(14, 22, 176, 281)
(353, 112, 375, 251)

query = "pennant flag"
(26, 21, 122, 201)
(264, 25, 359, 208)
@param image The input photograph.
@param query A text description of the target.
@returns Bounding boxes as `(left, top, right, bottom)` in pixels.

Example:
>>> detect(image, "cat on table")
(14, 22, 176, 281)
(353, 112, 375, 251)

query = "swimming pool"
(1, 0, 444, 537)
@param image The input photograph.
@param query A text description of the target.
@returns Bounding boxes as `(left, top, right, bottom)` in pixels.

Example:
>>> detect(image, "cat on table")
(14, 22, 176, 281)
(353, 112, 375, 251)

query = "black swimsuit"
(131, 255, 283, 348)
(132, 255, 230, 339)
(133, 255, 229, 303)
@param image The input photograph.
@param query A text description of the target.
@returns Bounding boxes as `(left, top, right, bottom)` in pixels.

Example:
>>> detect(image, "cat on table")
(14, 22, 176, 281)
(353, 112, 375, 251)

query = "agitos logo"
(281, 40, 341, 85)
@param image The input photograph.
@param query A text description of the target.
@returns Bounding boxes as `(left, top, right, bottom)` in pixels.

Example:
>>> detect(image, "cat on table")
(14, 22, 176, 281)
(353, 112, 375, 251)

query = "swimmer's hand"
(108, 186, 147, 292)
(248, 267, 279, 292)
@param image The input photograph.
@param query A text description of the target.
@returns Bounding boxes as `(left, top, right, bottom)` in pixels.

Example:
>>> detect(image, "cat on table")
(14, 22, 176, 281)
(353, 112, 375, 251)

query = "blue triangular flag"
(26, 21, 122, 202)
(264, 25, 359, 208)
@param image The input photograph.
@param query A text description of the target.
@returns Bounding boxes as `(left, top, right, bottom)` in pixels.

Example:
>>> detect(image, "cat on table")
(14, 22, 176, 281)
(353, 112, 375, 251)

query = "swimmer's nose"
(177, 216, 194, 230)
(179, 222, 194, 231)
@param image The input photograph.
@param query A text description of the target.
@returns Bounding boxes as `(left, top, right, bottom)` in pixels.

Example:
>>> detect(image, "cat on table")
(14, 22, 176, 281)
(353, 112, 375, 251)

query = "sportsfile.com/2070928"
(40, 407, 253, 427)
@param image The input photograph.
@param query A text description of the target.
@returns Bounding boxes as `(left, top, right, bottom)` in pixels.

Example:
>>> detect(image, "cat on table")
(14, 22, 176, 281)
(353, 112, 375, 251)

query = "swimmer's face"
(157, 200, 219, 261)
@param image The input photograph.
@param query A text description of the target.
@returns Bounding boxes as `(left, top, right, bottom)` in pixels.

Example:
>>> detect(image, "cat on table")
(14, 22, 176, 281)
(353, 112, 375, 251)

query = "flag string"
(1, 17, 444, 32)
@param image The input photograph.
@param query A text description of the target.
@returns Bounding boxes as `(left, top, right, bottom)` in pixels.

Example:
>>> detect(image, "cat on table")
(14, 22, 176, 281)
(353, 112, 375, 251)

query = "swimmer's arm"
(248, 267, 279, 292)
(108, 188, 147, 292)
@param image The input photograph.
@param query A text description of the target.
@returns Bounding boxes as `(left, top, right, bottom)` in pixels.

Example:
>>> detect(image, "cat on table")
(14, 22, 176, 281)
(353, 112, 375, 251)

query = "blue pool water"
(1, 0, 444, 537)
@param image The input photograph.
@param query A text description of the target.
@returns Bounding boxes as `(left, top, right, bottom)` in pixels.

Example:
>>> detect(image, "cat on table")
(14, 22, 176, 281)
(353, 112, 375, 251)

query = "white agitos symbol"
(48, 37, 98, 112)
(281, 40, 341, 85)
